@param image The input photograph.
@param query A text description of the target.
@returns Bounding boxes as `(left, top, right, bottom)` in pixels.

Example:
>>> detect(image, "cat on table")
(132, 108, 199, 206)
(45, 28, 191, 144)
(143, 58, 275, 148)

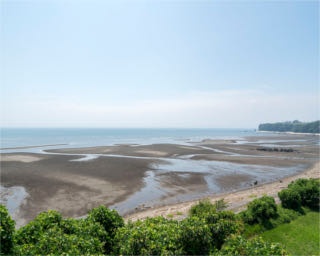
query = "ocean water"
(0, 128, 259, 150)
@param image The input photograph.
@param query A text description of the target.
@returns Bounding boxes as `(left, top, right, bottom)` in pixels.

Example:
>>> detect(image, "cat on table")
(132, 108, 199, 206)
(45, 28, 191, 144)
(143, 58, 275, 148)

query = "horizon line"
(0, 127, 257, 130)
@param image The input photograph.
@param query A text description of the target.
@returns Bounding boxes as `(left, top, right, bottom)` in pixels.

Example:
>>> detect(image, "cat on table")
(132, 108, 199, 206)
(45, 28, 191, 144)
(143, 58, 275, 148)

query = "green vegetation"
(278, 178, 320, 210)
(241, 204, 302, 238)
(14, 210, 107, 255)
(258, 120, 320, 133)
(87, 206, 124, 253)
(215, 235, 287, 256)
(0, 178, 318, 255)
(0, 205, 15, 255)
(189, 198, 217, 218)
(114, 217, 183, 255)
(214, 198, 228, 211)
(241, 178, 319, 237)
(115, 204, 242, 255)
(190, 200, 243, 250)
(261, 211, 320, 255)
(241, 196, 278, 225)
(179, 217, 213, 255)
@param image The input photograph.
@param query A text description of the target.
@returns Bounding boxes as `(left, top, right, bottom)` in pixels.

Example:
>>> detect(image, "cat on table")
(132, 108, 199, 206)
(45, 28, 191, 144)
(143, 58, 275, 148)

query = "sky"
(1, 0, 319, 128)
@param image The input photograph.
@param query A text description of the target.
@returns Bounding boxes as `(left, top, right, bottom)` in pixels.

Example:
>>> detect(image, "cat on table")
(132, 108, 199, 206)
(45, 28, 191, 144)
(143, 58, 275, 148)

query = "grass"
(242, 206, 302, 238)
(261, 210, 320, 255)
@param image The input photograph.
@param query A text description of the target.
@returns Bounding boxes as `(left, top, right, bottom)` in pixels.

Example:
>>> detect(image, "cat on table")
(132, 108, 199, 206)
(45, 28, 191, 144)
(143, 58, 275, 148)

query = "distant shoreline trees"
(258, 120, 320, 134)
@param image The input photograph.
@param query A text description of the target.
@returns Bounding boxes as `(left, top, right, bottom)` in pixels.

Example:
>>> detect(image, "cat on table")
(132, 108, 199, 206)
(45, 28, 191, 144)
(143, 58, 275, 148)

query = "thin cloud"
(2, 89, 318, 128)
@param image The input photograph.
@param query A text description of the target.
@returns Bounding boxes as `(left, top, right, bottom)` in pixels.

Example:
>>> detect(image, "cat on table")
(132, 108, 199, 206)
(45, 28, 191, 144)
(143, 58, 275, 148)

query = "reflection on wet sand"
(0, 133, 318, 227)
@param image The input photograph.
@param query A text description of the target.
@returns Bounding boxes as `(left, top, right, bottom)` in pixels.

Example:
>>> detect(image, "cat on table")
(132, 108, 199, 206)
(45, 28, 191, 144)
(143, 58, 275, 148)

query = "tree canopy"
(258, 120, 320, 133)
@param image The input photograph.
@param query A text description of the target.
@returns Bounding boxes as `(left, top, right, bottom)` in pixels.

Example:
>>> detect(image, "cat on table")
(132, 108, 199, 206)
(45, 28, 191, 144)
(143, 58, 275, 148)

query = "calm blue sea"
(0, 128, 260, 150)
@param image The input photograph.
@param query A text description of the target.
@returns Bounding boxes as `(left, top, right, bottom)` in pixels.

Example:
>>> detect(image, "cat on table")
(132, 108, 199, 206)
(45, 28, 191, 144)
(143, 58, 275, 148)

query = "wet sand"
(1, 154, 158, 226)
(0, 134, 319, 227)
(48, 143, 216, 158)
(126, 162, 320, 222)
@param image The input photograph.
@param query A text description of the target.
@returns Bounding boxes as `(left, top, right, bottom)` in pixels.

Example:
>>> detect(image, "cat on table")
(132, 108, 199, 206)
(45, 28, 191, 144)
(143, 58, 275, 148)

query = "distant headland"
(258, 120, 320, 134)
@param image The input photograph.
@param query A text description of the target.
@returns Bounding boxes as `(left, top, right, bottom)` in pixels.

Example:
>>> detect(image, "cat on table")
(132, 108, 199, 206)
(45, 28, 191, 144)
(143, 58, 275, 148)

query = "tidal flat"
(1, 133, 319, 227)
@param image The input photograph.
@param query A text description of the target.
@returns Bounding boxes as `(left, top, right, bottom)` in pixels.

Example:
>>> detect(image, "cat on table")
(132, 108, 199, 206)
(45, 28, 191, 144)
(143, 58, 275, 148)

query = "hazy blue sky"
(1, 0, 319, 128)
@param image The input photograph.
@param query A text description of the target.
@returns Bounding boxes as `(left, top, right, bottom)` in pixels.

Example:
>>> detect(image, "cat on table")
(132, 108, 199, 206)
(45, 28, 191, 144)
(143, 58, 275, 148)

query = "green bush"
(215, 235, 287, 256)
(179, 217, 212, 255)
(15, 210, 62, 245)
(278, 189, 302, 210)
(114, 215, 221, 255)
(242, 196, 278, 224)
(14, 210, 107, 255)
(279, 178, 320, 211)
(87, 205, 124, 253)
(15, 223, 105, 255)
(289, 178, 319, 209)
(270, 206, 301, 226)
(243, 205, 302, 237)
(189, 199, 217, 218)
(206, 211, 244, 249)
(215, 199, 228, 211)
(0, 205, 15, 255)
(114, 217, 182, 255)
(190, 200, 243, 250)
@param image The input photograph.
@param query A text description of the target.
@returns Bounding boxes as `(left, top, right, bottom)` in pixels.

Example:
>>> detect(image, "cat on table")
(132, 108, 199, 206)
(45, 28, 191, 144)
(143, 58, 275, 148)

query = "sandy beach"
(1, 133, 319, 227)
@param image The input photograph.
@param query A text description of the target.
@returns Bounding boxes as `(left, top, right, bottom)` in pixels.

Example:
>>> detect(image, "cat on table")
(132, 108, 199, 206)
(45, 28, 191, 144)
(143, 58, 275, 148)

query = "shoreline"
(257, 130, 320, 136)
(125, 161, 320, 222)
(0, 143, 69, 150)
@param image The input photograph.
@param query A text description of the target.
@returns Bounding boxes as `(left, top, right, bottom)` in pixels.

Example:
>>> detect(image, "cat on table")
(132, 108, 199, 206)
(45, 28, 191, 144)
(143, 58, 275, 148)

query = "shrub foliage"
(278, 189, 302, 210)
(189, 199, 217, 218)
(114, 217, 183, 255)
(241, 196, 278, 224)
(87, 205, 124, 253)
(189, 199, 243, 250)
(215, 235, 287, 256)
(114, 208, 242, 255)
(0, 205, 15, 255)
(179, 217, 212, 255)
(14, 210, 107, 255)
(279, 178, 320, 210)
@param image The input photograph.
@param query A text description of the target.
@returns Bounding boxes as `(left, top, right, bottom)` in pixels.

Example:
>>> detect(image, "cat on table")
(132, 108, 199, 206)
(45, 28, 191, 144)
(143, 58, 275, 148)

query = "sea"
(0, 128, 261, 151)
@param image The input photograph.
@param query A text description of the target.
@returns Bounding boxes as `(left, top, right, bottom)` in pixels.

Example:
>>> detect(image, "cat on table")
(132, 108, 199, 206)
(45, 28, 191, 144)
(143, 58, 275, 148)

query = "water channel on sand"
(1, 133, 318, 226)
